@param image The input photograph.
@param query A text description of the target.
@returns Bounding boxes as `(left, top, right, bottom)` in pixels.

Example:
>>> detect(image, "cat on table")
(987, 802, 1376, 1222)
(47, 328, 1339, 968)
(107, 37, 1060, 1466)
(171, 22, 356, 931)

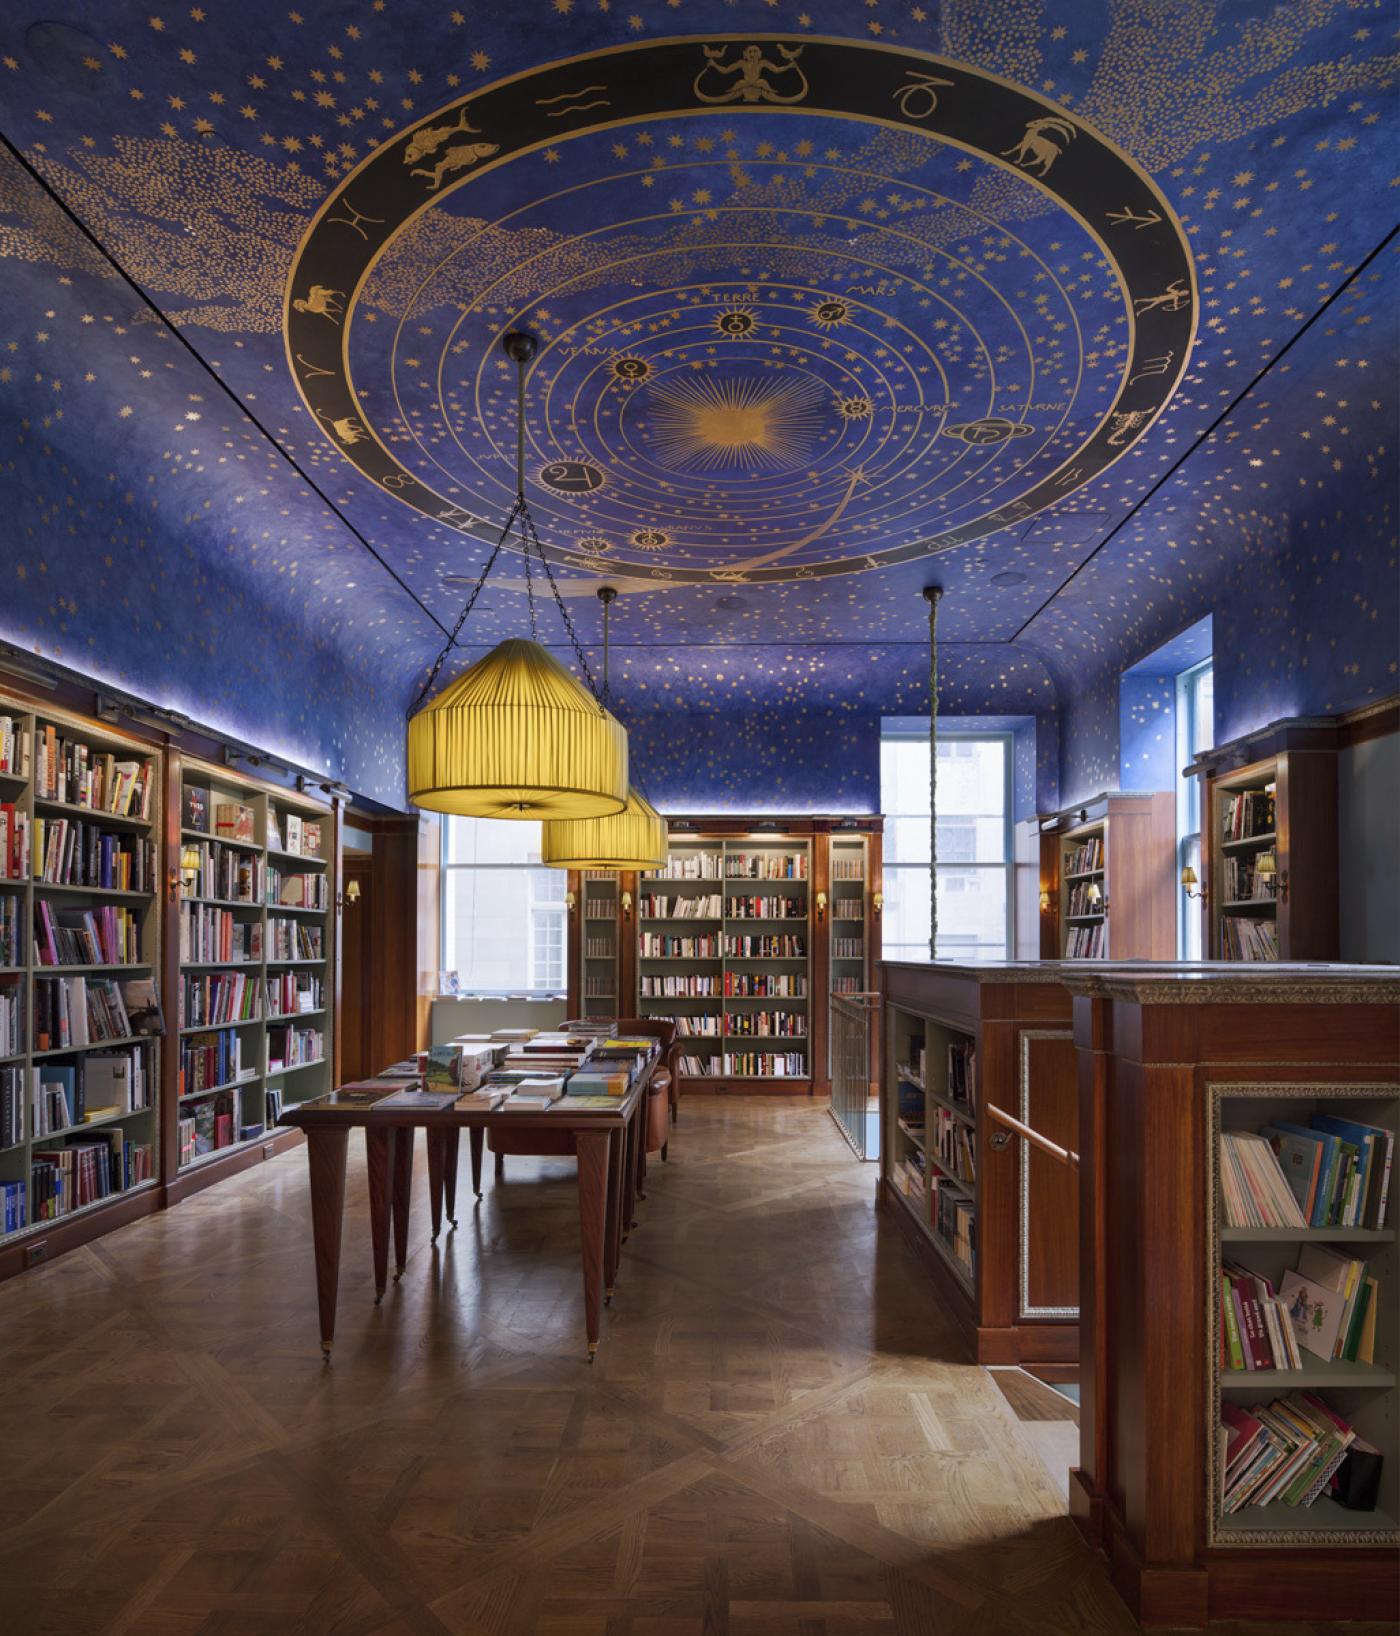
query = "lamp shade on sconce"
(407, 637, 628, 819)
(541, 785, 668, 870)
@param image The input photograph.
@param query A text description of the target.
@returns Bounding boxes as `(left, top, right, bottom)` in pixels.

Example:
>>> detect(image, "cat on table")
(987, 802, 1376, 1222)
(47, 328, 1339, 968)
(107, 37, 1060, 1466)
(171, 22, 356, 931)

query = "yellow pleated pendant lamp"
(541, 587, 668, 868)
(408, 637, 628, 819)
(541, 783, 667, 868)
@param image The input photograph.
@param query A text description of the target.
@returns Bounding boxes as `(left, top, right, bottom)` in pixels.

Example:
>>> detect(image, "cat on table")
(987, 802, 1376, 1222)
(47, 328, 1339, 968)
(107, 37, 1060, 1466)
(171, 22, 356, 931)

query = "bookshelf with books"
(173, 759, 335, 1187)
(577, 869, 620, 1022)
(0, 695, 162, 1255)
(1044, 792, 1176, 960)
(1067, 964, 1398, 1627)
(1197, 726, 1338, 962)
(879, 961, 1078, 1365)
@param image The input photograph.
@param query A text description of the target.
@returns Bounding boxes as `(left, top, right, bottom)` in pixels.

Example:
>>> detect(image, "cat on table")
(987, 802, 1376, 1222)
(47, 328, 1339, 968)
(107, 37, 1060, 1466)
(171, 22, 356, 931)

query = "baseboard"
(164, 1126, 302, 1204)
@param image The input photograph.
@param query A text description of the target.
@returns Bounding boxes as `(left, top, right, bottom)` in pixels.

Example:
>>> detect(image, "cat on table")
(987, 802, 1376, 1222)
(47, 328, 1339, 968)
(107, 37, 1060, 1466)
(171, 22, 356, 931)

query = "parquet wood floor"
(1, 1098, 1393, 1636)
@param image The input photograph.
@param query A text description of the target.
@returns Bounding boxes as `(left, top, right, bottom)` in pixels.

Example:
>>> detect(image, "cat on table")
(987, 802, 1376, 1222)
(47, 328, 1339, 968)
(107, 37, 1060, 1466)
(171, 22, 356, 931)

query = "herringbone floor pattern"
(1, 1098, 1391, 1635)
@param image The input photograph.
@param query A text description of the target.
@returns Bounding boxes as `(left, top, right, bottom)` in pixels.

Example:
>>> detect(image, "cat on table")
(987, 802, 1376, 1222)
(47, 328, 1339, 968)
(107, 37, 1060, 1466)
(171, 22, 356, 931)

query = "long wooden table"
(279, 1071, 650, 1360)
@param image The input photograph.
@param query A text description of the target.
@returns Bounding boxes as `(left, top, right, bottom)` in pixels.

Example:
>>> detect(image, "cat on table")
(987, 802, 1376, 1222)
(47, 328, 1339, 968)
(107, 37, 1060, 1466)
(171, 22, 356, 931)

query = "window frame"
(879, 726, 1015, 962)
(438, 819, 570, 998)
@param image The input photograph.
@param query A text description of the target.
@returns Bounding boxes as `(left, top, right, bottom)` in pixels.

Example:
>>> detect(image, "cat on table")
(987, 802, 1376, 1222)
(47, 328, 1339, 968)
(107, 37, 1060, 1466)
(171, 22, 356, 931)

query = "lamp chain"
(926, 586, 942, 962)
(410, 495, 521, 712)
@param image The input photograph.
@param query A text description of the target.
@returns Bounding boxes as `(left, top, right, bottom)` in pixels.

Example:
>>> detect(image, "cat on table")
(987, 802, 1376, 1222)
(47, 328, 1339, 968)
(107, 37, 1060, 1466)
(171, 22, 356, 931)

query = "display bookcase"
(829, 833, 871, 996)
(1037, 792, 1176, 960)
(175, 757, 335, 1179)
(0, 695, 162, 1251)
(579, 869, 619, 1022)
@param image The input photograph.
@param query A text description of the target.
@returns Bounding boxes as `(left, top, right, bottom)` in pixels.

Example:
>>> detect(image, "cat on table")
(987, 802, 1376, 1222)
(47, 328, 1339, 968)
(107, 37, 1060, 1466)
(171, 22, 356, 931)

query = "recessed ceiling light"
(991, 571, 1028, 587)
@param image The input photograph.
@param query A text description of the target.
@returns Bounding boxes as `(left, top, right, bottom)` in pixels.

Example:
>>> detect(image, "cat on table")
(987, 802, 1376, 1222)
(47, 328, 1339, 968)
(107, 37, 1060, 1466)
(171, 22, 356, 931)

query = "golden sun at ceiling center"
(643, 374, 828, 473)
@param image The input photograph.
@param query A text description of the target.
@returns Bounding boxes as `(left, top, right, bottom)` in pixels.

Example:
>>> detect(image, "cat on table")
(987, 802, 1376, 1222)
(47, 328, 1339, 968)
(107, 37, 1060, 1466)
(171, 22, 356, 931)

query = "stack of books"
(1263, 1114, 1394, 1230)
(1221, 1393, 1377, 1513)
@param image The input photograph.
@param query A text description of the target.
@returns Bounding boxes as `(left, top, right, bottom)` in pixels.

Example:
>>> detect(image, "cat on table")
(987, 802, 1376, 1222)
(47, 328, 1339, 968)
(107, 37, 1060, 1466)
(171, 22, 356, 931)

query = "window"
(440, 818, 568, 996)
(1176, 659, 1214, 958)
(880, 729, 1012, 962)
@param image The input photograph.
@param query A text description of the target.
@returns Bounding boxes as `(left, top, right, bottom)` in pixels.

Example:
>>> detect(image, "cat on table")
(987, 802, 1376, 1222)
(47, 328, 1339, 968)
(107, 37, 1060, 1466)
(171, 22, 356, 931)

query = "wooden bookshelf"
(879, 961, 1077, 1366)
(1197, 731, 1338, 962)
(0, 694, 162, 1253)
(173, 758, 336, 1180)
(1069, 964, 1399, 1626)
(1036, 792, 1176, 959)
(577, 868, 620, 1022)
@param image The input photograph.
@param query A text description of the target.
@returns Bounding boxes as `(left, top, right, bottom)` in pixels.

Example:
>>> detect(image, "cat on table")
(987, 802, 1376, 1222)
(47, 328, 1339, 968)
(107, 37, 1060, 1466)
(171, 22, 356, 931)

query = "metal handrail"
(986, 1103, 1080, 1171)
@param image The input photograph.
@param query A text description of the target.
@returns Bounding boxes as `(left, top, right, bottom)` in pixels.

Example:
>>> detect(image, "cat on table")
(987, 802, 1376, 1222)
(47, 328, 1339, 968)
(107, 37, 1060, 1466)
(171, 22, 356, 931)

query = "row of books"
(723, 1011, 805, 1037)
(176, 1094, 236, 1162)
(267, 918, 323, 961)
(0, 803, 30, 880)
(33, 901, 142, 967)
(1066, 882, 1103, 917)
(267, 971, 322, 1016)
(1223, 1245, 1378, 1374)
(32, 820, 157, 892)
(1066, 922, 1107, 958)
(582, 978, 613, 998)
(720, 1052, 805, 1076)
(180, 903, 261, 965)
(34, 975, 140, 1051)
(724, 853, 807, 879)
(640, 975, 719, 997)
(832, 937, 862, 959)
(583, 898, 612, 918)
(678, 1055, 710, 1075)
(652, 1013, 720, 1036)
(1222, 1115, 1393, 1230)
(269, 810, 323, 859)
(23, 1048, 151, 1131)
(584, 937, 614, 958)
(933, 1107, 977, 1185)
(266, 868, 328, 909)
(947, 1040, 977, 1112)
(0, 716, 29, 777)
(645, 854, 721, 879)
(1220, 915, 1279, 961)
(180, 1029, 251, 1096)
(182, 791, 323, 858)
(832, 900, 863, 920)
(726, 935, 805, 957)
(832, 976, 863, 993)
(1222, 786, 1275, 842)
(1223, 852, 1277, 902)
(1221, 1393, 1379, 1514)
(180, 971, 260, 1028)
(2, 1179, 25, 1231)
(639, 893, 722, 917)
(0, 892, 18, 965)
(31, 1132, 154, 1221)
(0, 983, 20, 1056)
(831, 857, 864, 880)
(183, 841, 265, 904)
(726, 896, 803, 919)
(34, 732, 153, 820)
(640, 934, 720, 958)
(1063, 835, 1104, 876)
(725, 973, 807, 995)
(1, 1064, 23, 1146)
(933, 1182, 976, 1281)
(267, 1024, 323, 1070)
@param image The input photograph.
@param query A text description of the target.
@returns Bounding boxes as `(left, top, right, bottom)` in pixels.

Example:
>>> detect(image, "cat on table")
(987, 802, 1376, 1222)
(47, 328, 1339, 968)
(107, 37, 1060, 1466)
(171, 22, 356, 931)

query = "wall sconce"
(1255, 854, 1288, 902)
(1180, 865, 1206, 901)
(1038, 889, 1051, 914)
(564, 889, 576, 913)
(1086, 881, 1108, 915)
(345, 879, 361, 905)
(872, 891, 884, 915)
(815, 889, 828, 921)
(620, 889, 633, 918)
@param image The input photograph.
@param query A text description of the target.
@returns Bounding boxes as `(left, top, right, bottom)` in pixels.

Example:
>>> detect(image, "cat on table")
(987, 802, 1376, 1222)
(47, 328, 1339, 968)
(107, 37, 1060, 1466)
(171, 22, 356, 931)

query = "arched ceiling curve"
(0, 2, 1394, 806)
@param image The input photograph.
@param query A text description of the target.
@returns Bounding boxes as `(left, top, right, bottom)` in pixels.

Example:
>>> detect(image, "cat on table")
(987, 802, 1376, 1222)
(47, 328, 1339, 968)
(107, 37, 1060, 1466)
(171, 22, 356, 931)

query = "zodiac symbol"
(631, 528, 669, 550)
(1129, 350, 1175, 385)
(711, 570, 751, 583)
(577, 535, 613, 555)
(1053, 466, 1085, 488)
(536, 84, 611, 119)
(325, 198, 385, 242)
(694, 43, 808, 106)
(538, 461, 606, 495)
(941, 417, 1033, 446)
(403, 107, 481, 165)
(294, 353, 335, 381)
(1133, 280, 1190, 316)
(1002, 116, 1076, 178)
(990, 501, 1033, 523)
(1106, 408, 1157, 446)
(317, 410, 366, 446)
(412, 141, 500, 191)
(291, 285, 345, 324)
(1106, 205, 1164, 231)
(893, 71, 954, 121)
(381, 472, 413, 490)
(611, 356, 649, 382)
(436, 507, 475, 528)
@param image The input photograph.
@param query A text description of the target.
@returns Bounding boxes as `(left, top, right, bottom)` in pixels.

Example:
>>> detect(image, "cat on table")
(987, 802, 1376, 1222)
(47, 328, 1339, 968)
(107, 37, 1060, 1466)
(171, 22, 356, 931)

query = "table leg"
(366, 1125, 393, 1303)
(603, 1126, 623, 1306)
(469, 1126, 483, 1200)
(575, 1130, 609, 1361)
(622, 1107, 638, 1234)
(392, 1124, 414, 1280)
(443, 1129, 461, 1225)
(636, 1112, 648, 1201)
(307, 1127, 349, 1360)
(426, 1128, 445, 1243)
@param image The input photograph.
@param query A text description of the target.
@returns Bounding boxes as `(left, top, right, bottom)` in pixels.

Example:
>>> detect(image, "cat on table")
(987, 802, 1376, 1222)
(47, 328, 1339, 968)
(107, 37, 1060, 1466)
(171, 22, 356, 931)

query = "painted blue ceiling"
(0, 2, 1393, 807)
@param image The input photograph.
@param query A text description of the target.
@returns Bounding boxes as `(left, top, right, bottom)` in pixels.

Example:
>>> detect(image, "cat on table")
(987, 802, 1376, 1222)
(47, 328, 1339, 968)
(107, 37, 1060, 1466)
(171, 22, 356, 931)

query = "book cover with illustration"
(1277, 1270, 1345, 1361)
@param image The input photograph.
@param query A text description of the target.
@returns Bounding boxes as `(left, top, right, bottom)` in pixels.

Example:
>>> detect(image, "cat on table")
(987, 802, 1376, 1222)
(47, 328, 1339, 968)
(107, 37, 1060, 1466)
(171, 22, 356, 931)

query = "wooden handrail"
(986, 1103, 1080, 1171)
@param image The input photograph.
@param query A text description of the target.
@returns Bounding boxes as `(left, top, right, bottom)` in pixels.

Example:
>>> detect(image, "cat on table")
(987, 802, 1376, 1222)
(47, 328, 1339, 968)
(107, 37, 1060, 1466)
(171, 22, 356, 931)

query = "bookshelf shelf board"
(268, 1008, 326, 1021)
(33, 882, 154, 901)
(0, 1136, 24, 1155)
(0, 965, 23, 975)
(1220, 1361, 1396, 1390)
(180, 827, 221, 842)
(33, 798, 151, 832)
(266, 1057, 328, 1076)
(182, 959, 260, 970)
(1217, 1497, 1397, 1536)
(179, 1018, 263, 1035)
(1221, 900, 1278, 912)
(179, 1136, 262, 1173)
(179, 1076, 260, 1101)
(8, 1175, 159, 1240)
(927, 1160, 974, 1197)
(182, 895, 262, 910)
(34, 962, 152, 975)
(1219, 1226, 1396, 1243)
(0, 767, 27, 783)
(264, 848, 328, 868)
(265, 957, 325, 967)
(0, 1051, 26, 1066)
(32, 1034, 152, 1058)
(925, 1087, 977, 1127)
(725, 994, 808, 1003)
(638, 955, 723, 963)
(1064, 913, 1106, 924)
(1221, 831, 1277, 851)
(585, 915, 619, 922)
(32, 1104, 156, 1142)
(897, 1119, 926, 1150)
(1063, 868, 1106, 883)
(724, 915, 805, 923)
(265, 902, 329, 916)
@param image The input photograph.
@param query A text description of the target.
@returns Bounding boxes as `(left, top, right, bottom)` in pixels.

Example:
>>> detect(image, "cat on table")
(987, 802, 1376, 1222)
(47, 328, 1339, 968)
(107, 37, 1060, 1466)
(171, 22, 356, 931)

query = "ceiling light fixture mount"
(406, 332, 628, 821)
